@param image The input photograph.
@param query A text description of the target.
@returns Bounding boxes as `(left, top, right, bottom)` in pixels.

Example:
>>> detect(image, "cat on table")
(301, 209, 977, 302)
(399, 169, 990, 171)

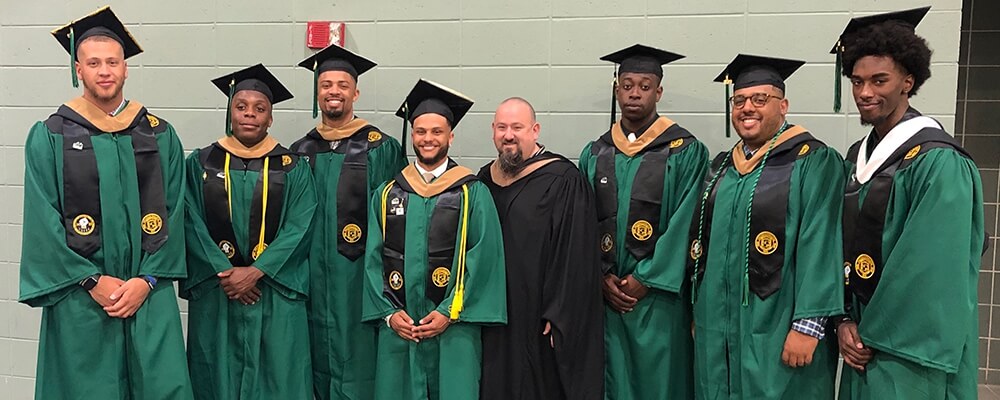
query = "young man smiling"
(834, 7, 984, 400)
(362, 80, 506, 400)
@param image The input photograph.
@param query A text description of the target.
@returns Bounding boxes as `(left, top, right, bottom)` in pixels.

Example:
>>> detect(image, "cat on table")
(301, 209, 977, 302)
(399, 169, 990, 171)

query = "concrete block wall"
(0, 0, 964, 396)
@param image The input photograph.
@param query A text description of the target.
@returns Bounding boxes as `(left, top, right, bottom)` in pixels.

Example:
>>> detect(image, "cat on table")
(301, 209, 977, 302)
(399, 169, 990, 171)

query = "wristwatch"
(141, 275, 157, 290)
(79, 274, 100, 291)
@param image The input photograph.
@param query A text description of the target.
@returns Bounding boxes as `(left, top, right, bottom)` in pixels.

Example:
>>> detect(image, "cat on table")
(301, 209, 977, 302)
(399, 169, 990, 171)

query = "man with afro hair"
(833, 7, 985, 400)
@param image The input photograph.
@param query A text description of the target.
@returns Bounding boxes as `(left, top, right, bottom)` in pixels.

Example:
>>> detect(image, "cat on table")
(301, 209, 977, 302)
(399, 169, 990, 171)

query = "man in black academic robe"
(478, 97, 604, 400)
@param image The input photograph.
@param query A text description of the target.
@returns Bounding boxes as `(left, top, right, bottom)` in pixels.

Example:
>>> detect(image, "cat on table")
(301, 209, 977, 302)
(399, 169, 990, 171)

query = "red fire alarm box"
(307, 22, 345, 49)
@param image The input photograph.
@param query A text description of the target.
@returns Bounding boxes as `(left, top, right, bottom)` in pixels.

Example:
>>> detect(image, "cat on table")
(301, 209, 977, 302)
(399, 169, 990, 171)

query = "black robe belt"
(843, 129, 969, 305)
(690, 133, 823, 300)
(47, 107, 168, 258)
(381, 168, 476, 309)
(591, 127, 693, 272)
(291, 125, 386, 261)
(200, 144, 295, 266)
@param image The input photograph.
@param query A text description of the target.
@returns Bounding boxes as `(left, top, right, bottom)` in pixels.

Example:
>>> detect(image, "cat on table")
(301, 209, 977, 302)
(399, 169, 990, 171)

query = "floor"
(981, 385, 1000, 400)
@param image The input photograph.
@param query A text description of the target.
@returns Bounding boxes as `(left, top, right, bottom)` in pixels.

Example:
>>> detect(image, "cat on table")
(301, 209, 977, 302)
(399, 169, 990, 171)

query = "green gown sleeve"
(252, 159, 318, 299)
(369, 137, 407, 189)
(180, 149, 233, 299)
(790, 146, 846, 320)
(136, 124, 187, 278)
(433, 182, 507, 324)
(858, 149, 983, 373)
(633, 141, 709, 293)
(19, 122, 101, 307)
(362, 181, 396, 322)
(577, 142, 595, 181)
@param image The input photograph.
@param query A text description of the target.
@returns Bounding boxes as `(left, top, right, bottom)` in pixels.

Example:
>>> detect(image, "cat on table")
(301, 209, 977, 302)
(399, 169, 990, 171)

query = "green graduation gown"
(691, 127, 844, 400)
(578, 116, 708, 400)
(291, 120, 406, 400)
(361, 162, 507, 400)
(840, 110, 983, 400)
(180, 135, 317, 400)
(19, 98, 193, 400)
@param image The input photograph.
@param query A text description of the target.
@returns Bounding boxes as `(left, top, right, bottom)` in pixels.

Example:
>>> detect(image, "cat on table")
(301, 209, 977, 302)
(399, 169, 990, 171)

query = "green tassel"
(70, 27, 79, 88)
(401, 103, 409, 158)
(312, 61, 319, 119)
(834, 43, 843, 113)
(225, 79, 235, 136)
(724, 75, 732, 138)
(610, 69, 617, 129)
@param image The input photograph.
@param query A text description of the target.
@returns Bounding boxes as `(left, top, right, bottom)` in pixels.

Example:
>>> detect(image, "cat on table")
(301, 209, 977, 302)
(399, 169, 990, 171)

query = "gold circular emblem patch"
(251, 243, 267, 260)
(600, 233, 614, 253)
(72, 214, 96, 236)
(432, 267, 451, 288)
(690, 239, 703, 260)
(855, 254, 875, 280)
(631, 220, 653, 241)
(798, 144, 810, 156)
(368, 131, 383, 142)
(147, 115, 160, 127)
(389, 270, 404, 290)
(754, 231, 779, 255)
(904, 145, 921, 160)
(669, 138, 684, 149)
(140, 213, 163, 235)
(282, 155, 292, 166)
(342, 223, 363, 243)
(219, 240, 236, 259)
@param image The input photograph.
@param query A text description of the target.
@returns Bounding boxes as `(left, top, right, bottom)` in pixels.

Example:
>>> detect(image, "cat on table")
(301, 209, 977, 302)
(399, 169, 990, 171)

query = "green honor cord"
(741, 121, 789, 306)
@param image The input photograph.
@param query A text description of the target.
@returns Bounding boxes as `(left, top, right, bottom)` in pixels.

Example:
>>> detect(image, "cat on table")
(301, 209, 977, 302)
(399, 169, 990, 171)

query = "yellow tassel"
(449, 184, 471, 320)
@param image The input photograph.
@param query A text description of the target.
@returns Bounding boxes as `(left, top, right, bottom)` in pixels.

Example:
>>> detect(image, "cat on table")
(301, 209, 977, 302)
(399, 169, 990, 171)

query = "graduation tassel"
(724, 74, 732, 138)
(225, 79, 235, 136)
(609, 69, 618, 129)
(312, 60, 319, 119)
(69, 27, 79, 88)
(401, 103, 409, 158)
(834, 42, 843, 113)
(449, 184, 471, 320)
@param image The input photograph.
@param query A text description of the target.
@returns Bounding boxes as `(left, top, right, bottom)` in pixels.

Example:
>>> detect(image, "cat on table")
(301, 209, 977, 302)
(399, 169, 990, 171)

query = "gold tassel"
(449, 184, 471, 320)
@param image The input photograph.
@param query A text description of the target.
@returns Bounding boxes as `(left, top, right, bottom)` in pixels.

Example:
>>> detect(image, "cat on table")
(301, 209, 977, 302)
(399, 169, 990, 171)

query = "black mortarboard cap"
(298, 44, 376, 80)
(393, 79, 474, 158)
(297, 44, 376, 118)
(600, 44, 684, 78)
(52, 6, 142, 87)
(714, 54, 805, 92)
(211, 64, 293, 135)
(831, 6, 930, 54)
(830, 6, 930, 112)
(395, 79, 474, 128)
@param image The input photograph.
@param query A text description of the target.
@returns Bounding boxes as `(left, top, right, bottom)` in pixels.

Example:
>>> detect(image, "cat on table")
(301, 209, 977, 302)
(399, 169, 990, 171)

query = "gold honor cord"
(380, 181, 395, 238)
(224, 153, 272, 259)
(449, 184, 470, 321)
(256, 156, 270, 258)
(224, 153, 233, 218)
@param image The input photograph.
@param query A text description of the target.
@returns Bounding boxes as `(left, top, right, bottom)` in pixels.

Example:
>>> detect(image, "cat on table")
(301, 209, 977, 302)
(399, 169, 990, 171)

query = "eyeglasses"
(729, 93, 783, 109)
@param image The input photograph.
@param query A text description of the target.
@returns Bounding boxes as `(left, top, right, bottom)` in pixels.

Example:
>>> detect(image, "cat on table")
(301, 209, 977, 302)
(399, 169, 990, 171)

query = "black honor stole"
(843, 129, 970, 304)
(689, 132, 824, 300)
(200, 143, 298, 266)
(46, 106, 169, 258)
(379, 163, 478, 310)
(291, 125, 387, 261)
(591, 123, 694, 273)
